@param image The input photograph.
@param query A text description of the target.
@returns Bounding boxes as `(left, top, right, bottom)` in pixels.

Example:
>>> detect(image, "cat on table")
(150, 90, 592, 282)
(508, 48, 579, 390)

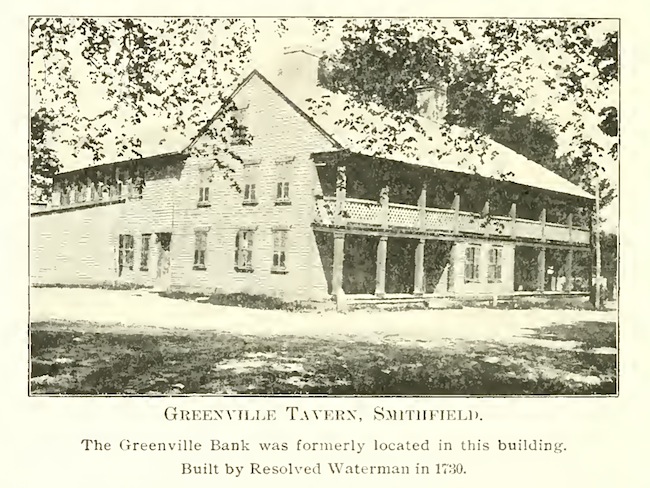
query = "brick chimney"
(415, 80, 448, 122)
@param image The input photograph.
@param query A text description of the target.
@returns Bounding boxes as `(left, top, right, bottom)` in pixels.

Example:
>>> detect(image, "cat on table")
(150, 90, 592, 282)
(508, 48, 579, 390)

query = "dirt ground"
(29, 287, 617, 395)
(30, 287, 617, 350)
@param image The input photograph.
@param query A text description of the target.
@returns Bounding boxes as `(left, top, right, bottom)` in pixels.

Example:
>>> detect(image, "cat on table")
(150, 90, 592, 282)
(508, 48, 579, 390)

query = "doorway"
(155, 232, 172, 290)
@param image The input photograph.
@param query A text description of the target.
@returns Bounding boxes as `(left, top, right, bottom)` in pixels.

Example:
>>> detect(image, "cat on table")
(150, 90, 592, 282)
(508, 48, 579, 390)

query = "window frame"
(118, 234, 135, 274)
(193, 229, 208, 270)
(235, 229, 254, 272)
(140, 234, 151, 271)
(464, 245, 481, 283)
(271, 229, 289, 274)
(487, 246, 503, 283)
(230, 105, 250, 146)
(243, 183, 257, 205)
(198, 169, 211, 207)
(275, 164, 291, 205)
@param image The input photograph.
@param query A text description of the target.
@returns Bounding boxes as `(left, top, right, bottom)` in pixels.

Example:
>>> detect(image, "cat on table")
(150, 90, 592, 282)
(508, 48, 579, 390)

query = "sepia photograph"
(29, 17, 619, 396)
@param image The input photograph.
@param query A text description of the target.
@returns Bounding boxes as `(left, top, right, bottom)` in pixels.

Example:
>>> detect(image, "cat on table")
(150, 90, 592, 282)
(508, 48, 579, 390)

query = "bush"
(159, 290, 323, 312)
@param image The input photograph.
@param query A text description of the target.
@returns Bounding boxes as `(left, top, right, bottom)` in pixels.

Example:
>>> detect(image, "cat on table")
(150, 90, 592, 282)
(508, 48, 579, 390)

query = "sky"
(30, 17, 618, 229)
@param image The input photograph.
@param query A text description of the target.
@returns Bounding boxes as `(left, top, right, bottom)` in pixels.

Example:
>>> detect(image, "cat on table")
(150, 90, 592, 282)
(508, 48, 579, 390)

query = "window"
(488, 246, 503, 283)
(464, 245, 480, 283)
(198, 170, 211, 207)
(140, 234, 151, 271)
(230, 106, 249, 145)
(275, 164, 291, 204)
(199, 187, 210, 205)
(243, 183, 257, 205)
(133, 174, 145, 198)
(272, 230, 288, 273)
(235, 230, 254, 271)
(276, 182, 290, 201)
(242, 164, 258, 205)
(118, 234, 134, 275)
(194, 230, 207, 269)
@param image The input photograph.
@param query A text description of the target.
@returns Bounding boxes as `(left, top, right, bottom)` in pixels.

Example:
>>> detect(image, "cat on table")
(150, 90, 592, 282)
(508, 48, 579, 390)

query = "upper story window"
(242, 163, 258, 206)
(464, 245, 480, 283)
(230, 105, 250, 146)
(275, 163, 291, 205)
(198, 169, 211, 207)
(243, 183, 257, 205)
(487, 246, 503, 283)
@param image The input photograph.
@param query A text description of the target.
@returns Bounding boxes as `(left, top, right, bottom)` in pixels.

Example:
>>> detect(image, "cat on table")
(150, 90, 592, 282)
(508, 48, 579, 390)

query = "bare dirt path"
(30, 287, 616, 350)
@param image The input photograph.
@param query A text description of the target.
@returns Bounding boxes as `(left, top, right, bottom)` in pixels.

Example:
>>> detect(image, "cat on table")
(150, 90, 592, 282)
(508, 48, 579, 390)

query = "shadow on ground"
(30, 319, 617, 396)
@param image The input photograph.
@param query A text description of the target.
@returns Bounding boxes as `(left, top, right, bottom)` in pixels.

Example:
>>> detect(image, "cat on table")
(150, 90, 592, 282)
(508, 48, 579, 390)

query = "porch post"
(333, 232, 346, 307)
(418, 183, 427, 231)
(452, 193, 460, 234)
(379, 186, 390, 228)
(540, 208, 547, 242)
(414, 239, 425, 295)
(375, 236, 388, 297)
(510, 203, 517, 238)
(565, 248, 574, 292)
(482, 200, 490, 236)
(334, 166, 347, 226)
(537, 246, 547, 292)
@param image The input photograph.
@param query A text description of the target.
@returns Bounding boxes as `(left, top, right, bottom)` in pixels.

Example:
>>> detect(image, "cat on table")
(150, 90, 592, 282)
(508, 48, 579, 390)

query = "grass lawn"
(30, 319, 616, 396)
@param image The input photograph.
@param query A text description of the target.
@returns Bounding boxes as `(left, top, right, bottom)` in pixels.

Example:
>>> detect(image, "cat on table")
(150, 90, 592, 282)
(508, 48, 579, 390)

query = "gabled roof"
(186, 70, 342, 152)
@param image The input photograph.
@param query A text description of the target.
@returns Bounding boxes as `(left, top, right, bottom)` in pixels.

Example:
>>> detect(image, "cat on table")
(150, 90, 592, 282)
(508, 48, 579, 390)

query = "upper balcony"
(314, 196, 590, 247)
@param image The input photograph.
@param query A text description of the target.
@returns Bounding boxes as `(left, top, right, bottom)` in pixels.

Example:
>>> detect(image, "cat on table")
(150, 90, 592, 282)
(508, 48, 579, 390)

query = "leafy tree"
(316, 18, 618, 212)
(600, 232, 618, 300)
(31, 18, 618, 216)
(30, 108, 61, 201)
(29, 17, 273, 190)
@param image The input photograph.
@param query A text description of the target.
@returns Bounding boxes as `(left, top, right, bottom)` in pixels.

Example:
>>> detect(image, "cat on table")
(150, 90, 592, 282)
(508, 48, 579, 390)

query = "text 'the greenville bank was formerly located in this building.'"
(31, 47, 595, 306)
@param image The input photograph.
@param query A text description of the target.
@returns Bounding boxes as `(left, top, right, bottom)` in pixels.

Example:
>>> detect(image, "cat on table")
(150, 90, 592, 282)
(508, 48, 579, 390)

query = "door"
(155, 232, 172, 290)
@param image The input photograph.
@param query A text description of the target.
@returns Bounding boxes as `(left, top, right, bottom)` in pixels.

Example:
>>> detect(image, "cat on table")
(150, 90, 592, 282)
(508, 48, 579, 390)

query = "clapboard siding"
(31, 72, 336, 300)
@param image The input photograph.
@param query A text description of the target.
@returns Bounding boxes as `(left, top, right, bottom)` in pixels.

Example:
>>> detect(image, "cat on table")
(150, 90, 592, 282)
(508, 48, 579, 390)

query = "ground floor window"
(488, 246, 503, 283)
(272, 229, 288, 273)
(118, 234, 134, 275)
(194, 230, 207, 270)
(140, 234, 151, 271)
(464, 245, 480, 283)
(235, 230, 254, 271)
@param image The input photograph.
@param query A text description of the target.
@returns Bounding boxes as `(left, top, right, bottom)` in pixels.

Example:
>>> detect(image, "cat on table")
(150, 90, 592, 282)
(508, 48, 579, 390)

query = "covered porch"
(312, 152, 593, 310)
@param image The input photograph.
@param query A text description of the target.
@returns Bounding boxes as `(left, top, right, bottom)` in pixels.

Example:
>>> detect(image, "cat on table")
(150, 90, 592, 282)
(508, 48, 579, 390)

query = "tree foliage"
(30, 17, 618, 216)
(30, 108, 61, 199)
(318, 19, 618, 212)
(30, 17, 263, 200)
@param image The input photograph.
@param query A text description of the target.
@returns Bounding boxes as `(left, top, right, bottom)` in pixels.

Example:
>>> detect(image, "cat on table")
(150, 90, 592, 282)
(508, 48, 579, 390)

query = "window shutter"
(235, 231, 240, 267)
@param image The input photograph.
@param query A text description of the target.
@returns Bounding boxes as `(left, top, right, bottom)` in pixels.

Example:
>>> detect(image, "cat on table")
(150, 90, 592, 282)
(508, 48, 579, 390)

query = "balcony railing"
(315, 196, 589, 245)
